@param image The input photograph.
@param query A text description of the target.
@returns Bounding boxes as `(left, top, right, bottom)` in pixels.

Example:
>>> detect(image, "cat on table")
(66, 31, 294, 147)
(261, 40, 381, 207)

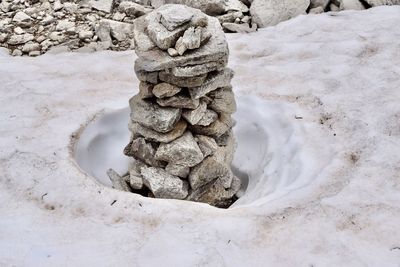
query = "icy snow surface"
(1, 6, 400, 267)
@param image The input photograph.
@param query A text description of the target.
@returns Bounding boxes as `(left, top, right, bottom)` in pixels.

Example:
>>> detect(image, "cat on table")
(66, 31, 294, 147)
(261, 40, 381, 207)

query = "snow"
(1, 6, 400, 266)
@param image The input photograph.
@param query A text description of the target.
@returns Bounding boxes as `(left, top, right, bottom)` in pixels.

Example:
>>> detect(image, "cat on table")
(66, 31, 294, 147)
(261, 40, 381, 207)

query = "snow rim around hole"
(71, 94, 322, 209)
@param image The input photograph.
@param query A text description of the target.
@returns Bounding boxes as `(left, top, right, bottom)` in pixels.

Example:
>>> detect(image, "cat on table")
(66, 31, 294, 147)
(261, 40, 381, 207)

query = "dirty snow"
(1, 6, 400, 267)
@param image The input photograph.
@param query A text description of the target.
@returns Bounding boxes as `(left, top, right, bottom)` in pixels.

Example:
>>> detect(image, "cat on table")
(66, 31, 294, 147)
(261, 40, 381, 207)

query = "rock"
(63, 2, 78, 13)
(22, 42, 40, 53)
(13, 11, 31, 23)
(89, 0, 114, 13)
(214, 129, 233, 146)
(159, 71, 208, 87)
(250, 0, 310, 28)
(329, 3, 341, 11)
(338, 0, 366, 10)
(309, 0, 330, 9)
(113, 11, 126, 21)
(190, 113, 234, 138)
(53, 0, 63, 11)
(170, 60, 226, 77)
(217, 11, 243, 24)
(165, 163, 190, 178)
(167, 48, 179, 57)
(129, 173, 144, 190)
(141, 166, 189, 199)
(7, 33, 34, 45)
(129, 95, 181, 133)
(208, 87, 237, 114)
(152, 82, 181, 98)
(157, 93, 200, 109)
(13, 27, 24, 35)
(135, 69, 159, 84)
(158, 4, 194, 30)
(225, 0, 249, 12)
(49, 32, 65, 42)
(186, 175, 241, 207)
(41, 14, 54, 26)
(222, 22, 257, 33)
(119, 1, 153, 17)
(188, 152, 233, 190)
(101, 19, 134, 42)
(188, 68, 234, 99)
(127, 137, 166, 167)
(155, 131, 204, 167)
(12, 49, 22, 56)
(175, 26, 202, 55)
(129, 120, 187, 143)
(182, 101, 207, 125)
(138, 82, 154, 99)
(107, 168, 131, 192)
(133, 11, 228, 73)
(145, 8, 192, 50)
(0, 34, 8, 43)
(151, 0, 227, 15)
(309, 6, 325, 13)
(56, 20, 75, 31)
(195, 135, 218, 157)
(196, 109, 218, 126)
(78, 30, 94, 40)
(364, 0, 400, 6)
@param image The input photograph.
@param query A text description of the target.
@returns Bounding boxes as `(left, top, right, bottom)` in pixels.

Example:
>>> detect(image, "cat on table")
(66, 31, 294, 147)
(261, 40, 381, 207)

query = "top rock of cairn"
(133, 4, 229, 73)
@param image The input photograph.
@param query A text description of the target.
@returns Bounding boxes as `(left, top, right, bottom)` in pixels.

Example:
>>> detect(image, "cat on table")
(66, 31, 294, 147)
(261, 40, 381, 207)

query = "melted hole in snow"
(73, 95, 314, 207)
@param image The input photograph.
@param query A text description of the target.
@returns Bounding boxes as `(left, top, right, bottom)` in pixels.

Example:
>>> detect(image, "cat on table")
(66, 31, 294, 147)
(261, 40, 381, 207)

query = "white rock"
(22, 42, 40, 53)
(56, 20, 75, 31)
(13, 27, 25, 34)
(63, 2, 78, 13)
(13, 11, 31, 23)
(175, 27, 202, 55)
(53, 0, 63, 11)
(196, 109, 218, 126)
(250, 0, 310, 28)
(101, 19, 134, 42)
(12, 49, 22, 56)
(7, 33, 34, 45)
(49, 32, 65, 42)
(89, 0, 113, 13)
(78, 30, 94, 40)
(119, 1, 153, 17)
(338, 0, 366, 10)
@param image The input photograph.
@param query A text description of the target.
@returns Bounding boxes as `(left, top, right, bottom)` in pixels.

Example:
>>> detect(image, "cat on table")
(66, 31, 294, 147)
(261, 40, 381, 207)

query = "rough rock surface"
(250, 0, 310, 27)
(141, 166, 189, 199)
(124, 4, 240, 207)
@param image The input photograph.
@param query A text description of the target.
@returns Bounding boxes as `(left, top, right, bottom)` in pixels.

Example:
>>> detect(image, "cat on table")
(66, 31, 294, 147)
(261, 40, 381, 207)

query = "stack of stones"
(123, 4, 240, 208)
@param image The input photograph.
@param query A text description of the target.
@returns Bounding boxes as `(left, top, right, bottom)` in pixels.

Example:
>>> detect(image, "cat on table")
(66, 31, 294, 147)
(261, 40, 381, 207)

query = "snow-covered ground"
(1, 6, 400, 266)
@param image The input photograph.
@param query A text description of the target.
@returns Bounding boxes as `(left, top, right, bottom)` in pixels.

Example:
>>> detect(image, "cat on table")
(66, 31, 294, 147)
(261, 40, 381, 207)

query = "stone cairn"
(122, 4, 240, 208)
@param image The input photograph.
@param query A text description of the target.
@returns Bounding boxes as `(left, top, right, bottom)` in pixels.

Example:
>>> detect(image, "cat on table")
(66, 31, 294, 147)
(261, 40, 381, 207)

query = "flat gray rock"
(195, 135, 218, 157)
(155, 131, 204, 167)
(141, 167, 189, 199)
(182, 101, 207, 125)
(165, 163, 190, 178)
(188, 68, 234, 99)
(152, 82, 181, 98)
(190, 113, 233, 138)
(196, 109, 218, 126)
(107, 168, 131, 192)
(129, 95, 181, 133)
(138, 82, 154, 99)
(159, 71, 207, 87)
(129, 120, 187, 143)
(208, 86, 237, 114)
(158, 4, 194, 31)
(130, 137, 166, 167)
(169, 60, 226, 77)
(157, 94, 200, 109)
